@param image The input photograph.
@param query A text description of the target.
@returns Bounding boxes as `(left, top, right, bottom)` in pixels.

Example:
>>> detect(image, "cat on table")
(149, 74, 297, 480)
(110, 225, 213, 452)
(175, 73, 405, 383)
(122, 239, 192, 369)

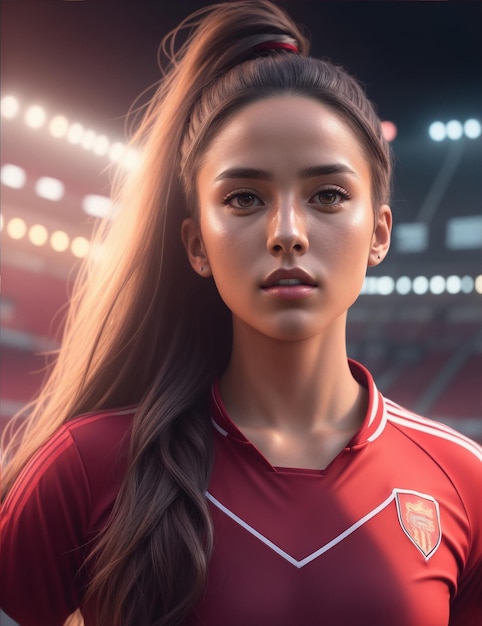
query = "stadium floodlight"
(50, 230, 70, 252)
(81, 129, 97, 151)
(377, 276, 395, 296)
(464, 119, 481, 139)
(25, 105, 46, 129)
(1, 96, 19, 119)
(412, 276, 429, 295)
(67, 122, 84, 145)
(429, 118, 481, 141)
(49, 115, 69, 139)
(446, 120, 463, 140)
(82, 194, 112, 218)
(428, 121, 446, 141)
(71, 236, 91, 259)
(35, 176, 65, 201)
(108, 142, 125, 162)
(429, 275, 445, 295)
(475, 275, 482, 295)
(29, 224, 49, 247)
(446, 275, 462, 295)
(460, 276, 474, 294)
(93, 135, 110, 156)
(7, 217, 27, 240)
(1, 164, 26, 189)
(395, 276, 412, 295)
(381, 120, 397, 142)
(361, 276, 378, 295)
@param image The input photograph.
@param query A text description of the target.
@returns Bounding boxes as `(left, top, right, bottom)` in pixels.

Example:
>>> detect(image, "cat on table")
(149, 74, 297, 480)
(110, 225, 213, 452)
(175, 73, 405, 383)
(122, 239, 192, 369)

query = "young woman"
(1, 2, 481, 625)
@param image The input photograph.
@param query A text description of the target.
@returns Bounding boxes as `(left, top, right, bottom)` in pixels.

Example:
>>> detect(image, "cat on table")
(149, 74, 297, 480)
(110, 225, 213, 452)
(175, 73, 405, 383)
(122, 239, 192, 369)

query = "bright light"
(395, 276, 411, 295)
(93, 135, 110, 156)
(109, 142, 125, 162)
(377, 276, 395, 295)
(381, 121, 397, 143)
(71, 236, 90, 258)
(7, 218, 27, 240)
(446, 120, 463, 140)
(464, 119, 481, 140)
(81, 129, 96, 150)
(475, 275, 482, 295)
(50, 230, 70, 252)
(4, 97, 135, 171)
(49, 115, 69, 138)
(122, 148, 141, 170)
(29, 224, 48, 246)
(429, 121, 446, 141)
(361, 277, 378, 295)
(461, 275, 474, 294)
(67, 122, 84, 145)
(359, 274, 482, 296)
(25, 105, 46, 129)
(446, 275, 462, 295)
(412, 276, 429, 295)
(1, 96, 19, 119)
(82, 194, 112, 218)
(1, 164, 26, 189)
(429, 275, 445, 295)
(34, 176, 65, 201)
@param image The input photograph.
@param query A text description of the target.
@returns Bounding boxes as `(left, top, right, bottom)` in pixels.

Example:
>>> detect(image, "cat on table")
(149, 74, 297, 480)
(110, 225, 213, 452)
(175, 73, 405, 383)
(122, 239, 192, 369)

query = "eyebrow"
(213, 163, 358, 182)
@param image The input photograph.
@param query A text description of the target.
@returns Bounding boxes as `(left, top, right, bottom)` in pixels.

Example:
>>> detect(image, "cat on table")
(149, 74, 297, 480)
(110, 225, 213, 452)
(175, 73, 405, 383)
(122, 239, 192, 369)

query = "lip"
(261, 267, 317, 289)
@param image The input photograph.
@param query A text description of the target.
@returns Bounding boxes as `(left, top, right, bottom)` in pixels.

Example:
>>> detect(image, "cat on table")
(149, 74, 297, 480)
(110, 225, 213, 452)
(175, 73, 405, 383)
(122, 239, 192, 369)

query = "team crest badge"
(394, 489, 441, 560)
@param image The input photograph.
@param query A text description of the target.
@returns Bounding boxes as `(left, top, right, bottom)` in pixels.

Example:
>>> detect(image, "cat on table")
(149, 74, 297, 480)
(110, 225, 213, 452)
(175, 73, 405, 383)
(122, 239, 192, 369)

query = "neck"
(219, 317, 365, 435)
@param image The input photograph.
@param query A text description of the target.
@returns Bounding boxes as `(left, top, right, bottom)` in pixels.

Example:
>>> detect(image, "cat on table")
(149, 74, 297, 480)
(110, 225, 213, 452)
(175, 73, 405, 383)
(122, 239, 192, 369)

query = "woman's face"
(183, 95, 391, 342)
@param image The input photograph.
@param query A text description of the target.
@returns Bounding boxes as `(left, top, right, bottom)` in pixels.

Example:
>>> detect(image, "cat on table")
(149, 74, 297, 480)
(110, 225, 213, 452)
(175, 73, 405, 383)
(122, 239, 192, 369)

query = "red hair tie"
(253, 41, 299, 54)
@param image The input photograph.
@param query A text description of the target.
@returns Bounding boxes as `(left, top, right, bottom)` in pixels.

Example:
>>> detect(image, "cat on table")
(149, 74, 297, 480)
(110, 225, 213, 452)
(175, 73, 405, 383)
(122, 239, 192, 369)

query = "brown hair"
(2, 2, 391, 625)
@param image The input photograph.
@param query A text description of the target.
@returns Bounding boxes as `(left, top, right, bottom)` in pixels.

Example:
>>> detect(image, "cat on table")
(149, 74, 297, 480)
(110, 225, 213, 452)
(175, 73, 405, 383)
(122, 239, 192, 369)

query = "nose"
(266, 202, 309, 256)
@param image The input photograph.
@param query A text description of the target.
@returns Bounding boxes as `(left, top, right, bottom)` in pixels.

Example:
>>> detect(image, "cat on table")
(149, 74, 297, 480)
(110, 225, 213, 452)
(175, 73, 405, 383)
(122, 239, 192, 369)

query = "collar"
(210, 359, 387, 449)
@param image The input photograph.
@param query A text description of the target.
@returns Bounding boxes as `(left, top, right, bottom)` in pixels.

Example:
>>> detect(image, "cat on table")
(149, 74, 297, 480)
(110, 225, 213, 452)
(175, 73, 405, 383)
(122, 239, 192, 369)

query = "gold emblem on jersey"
(394, 490, 441, 560)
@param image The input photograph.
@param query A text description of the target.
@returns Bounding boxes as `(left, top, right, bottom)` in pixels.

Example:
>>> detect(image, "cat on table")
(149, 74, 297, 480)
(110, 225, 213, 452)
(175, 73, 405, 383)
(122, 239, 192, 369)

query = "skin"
(182, 95, 391, 469)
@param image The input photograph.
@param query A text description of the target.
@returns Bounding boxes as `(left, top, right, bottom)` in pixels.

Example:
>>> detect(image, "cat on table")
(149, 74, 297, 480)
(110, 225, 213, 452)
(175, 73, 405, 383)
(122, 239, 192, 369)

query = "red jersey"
(1, 361, 481, 625)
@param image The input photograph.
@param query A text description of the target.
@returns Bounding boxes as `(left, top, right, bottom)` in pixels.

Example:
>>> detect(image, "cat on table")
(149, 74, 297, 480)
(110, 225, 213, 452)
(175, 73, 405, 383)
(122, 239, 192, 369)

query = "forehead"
(198, 95, 371, 180)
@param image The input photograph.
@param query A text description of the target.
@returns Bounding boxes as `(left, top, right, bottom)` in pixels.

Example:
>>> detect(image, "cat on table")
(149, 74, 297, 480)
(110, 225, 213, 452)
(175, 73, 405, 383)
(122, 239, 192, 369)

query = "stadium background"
(1, 2, 481, 619)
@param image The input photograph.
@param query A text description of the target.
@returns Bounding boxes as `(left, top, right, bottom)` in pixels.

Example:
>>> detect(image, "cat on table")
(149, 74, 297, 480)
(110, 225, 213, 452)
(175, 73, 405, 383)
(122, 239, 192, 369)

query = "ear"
(181, 217, 212, 277)
(368, 204, 392, 267)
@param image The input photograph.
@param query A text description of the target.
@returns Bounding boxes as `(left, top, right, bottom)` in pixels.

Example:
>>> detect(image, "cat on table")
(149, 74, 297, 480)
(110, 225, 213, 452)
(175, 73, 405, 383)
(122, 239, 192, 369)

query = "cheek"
(321, 208, 373, 258)
(200, 210, 251, 273)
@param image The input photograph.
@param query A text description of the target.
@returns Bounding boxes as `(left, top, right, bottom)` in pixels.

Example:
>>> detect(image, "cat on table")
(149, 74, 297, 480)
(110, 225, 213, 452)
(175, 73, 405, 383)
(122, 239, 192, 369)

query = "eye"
(223, 190, 264, 211)
(309, 186, 350, 208)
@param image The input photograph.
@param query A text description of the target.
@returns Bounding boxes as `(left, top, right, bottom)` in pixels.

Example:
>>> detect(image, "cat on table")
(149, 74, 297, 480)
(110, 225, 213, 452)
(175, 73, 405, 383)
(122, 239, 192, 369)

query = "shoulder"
(65, 407, 135, 472)
(382, 396, 482, 520)
(1, 407, 135, 530)
(0, 408, 136, 625)
(61, 408, 135, 522)
(383, 397, 482, 467)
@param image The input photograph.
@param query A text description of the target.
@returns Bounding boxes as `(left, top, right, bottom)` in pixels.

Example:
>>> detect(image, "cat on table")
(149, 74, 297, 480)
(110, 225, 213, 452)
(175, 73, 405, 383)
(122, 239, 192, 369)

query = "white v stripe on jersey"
(206, 490, 396, 569)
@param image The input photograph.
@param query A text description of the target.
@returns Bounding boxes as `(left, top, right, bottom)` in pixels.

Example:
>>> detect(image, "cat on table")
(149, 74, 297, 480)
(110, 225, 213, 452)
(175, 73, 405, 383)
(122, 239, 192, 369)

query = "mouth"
(275, 278, 305, 286)
(261, 268, 317, 290)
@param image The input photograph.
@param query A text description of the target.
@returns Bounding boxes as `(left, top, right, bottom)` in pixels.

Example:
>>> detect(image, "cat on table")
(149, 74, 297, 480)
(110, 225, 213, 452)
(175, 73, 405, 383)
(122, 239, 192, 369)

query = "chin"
(259, 319, 326, 343)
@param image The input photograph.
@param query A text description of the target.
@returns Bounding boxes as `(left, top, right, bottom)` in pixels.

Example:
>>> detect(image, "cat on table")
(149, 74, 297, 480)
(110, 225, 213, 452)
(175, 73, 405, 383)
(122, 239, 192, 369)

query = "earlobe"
(181, 218, 212, 276)
(368, 204, 392, 267)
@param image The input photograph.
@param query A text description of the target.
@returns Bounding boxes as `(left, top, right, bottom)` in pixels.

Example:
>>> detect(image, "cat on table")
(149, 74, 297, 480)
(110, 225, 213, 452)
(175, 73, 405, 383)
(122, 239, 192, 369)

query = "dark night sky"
(2, 1, 481, 136)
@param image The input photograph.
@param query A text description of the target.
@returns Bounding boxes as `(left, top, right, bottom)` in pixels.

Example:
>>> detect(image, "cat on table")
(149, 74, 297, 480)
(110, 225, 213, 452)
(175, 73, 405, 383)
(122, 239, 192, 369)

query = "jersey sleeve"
(0, 425, 91, 626)
(448, 438, 482, 626)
